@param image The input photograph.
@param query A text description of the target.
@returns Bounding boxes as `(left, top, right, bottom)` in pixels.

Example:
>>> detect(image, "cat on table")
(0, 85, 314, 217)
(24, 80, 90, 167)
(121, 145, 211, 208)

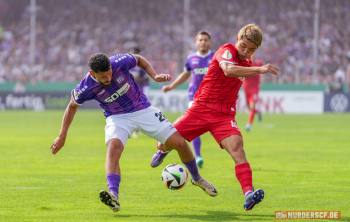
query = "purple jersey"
(129, 66, 149, 92)
(184, 50, 215, 101)
(72, 53, 151, 117)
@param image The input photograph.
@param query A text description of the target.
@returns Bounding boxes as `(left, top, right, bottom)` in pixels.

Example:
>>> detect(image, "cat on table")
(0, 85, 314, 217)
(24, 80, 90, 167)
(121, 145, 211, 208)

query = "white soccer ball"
(162, 163, 188, 190)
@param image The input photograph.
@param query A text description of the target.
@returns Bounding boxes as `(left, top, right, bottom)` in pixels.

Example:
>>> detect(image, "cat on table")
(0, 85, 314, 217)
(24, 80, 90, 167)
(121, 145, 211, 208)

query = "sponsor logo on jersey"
(73, 90, 79, 100)
(115, 55, 127, 63)
(222, 50, 232, 60)
(193, 67, 208, 75)
(98, 89, 105, 95)
(74, 85, 88, 99)
(208, 59, 212, 64)
(104, 83, 130, 103)
(238, 77, 245, 82)
(116, 76, 125, 84)
(192, 60, 199, 65)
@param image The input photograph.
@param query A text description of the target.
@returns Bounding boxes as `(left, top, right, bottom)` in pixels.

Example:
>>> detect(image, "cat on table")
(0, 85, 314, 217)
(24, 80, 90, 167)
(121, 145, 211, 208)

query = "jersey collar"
(89, 73, 100, 83)
(196, 50, 212, 58)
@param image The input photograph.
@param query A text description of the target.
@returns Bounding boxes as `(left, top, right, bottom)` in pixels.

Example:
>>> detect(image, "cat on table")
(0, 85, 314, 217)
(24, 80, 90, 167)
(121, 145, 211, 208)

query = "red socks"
(248, 109, 256, 125)
(235, 162, 253, 194)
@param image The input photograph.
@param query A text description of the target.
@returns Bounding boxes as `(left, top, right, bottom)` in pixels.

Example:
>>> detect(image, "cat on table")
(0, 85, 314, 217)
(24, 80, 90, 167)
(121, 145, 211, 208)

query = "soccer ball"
(162, 163, 188, 190)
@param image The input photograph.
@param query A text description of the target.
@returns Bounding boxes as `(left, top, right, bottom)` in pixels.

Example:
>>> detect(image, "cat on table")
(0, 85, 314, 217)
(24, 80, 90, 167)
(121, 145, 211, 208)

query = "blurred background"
(0, 0, 349, 113)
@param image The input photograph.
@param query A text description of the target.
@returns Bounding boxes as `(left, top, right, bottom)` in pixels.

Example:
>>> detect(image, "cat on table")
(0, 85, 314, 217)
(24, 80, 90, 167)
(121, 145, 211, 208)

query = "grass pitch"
(0, 110, 349, 221)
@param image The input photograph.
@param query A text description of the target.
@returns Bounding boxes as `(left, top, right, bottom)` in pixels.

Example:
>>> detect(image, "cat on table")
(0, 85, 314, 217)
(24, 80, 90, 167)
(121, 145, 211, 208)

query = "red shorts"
(245, 90, 259, 104)
(173, 102, 242, 148)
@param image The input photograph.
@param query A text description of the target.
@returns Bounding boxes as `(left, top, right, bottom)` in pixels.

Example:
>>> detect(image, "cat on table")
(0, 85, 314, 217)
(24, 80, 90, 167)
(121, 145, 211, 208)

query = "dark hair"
(196, 30, 211, 40)
(88, 53, 111, 73)
(129, 47, 141, 54)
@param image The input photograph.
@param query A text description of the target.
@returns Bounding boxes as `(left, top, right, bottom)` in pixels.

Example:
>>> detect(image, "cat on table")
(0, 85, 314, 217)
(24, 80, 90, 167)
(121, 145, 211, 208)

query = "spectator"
(0, 0, 349, 84)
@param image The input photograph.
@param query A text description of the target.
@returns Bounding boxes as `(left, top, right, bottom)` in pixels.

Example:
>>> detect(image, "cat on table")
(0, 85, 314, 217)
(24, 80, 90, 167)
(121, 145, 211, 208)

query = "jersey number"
(155, 112, 167, 122)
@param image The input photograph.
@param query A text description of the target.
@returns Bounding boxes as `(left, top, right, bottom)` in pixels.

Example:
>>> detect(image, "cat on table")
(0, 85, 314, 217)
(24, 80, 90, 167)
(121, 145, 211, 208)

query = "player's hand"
(50, 136, 66, 155)
(259, 64, 279, 75)
(162, 85, 172, 93)
(154, 74, 171, 82)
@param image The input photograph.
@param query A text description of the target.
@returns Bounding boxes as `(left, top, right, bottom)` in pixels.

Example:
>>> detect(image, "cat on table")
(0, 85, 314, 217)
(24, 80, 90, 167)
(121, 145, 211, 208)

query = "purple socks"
(192, 136, 201, 157)
(106, 173, 121, 198)
(182, 158, 201, 181)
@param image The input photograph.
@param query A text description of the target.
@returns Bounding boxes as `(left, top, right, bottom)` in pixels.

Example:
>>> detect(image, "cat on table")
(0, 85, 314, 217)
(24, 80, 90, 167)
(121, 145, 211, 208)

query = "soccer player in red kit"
(243, 54, 263, 131)
(151, 24, 279, 211)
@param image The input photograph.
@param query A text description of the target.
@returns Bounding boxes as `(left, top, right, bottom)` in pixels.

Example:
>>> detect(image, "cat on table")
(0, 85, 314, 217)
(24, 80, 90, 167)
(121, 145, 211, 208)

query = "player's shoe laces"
(245, 124, 251, 131)
(191, 177, 218, 197)
(99, 190, 120, 212)
(243, 188, 264, 211)
(196, 156, 204, 168)
(150, 150, 172, 168)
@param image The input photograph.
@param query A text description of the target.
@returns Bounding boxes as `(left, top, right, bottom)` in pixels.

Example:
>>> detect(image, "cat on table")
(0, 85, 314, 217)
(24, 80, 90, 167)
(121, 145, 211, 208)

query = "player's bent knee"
(164, 132, 188, 151)
(106, 139, 124, 155)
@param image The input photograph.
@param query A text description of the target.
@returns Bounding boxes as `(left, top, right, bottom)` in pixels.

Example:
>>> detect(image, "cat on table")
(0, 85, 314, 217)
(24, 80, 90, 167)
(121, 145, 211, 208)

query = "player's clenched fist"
(154, 74, 171, 82)
(259, 64, 279, 75)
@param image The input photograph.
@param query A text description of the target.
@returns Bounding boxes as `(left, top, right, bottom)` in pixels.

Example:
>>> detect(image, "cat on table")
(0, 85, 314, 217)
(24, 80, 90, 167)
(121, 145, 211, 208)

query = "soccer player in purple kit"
(152, 30, 214, 168)
(49, 52, 217, 213)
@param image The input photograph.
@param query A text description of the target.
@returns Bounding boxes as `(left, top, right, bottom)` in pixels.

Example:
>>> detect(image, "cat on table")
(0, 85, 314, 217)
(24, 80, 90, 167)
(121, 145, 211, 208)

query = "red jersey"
(243, 60, 263, 92)
(194, 43, 252, 115)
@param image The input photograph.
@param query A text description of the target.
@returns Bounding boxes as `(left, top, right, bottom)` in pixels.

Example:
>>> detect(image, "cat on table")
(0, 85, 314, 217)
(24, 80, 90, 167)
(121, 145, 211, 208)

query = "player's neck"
(197, 50, 210, 56)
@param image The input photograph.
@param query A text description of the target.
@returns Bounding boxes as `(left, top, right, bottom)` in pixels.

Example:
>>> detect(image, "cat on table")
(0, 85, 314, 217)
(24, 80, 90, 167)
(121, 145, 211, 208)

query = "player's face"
(235, 37, 258, 60)
(90, 66, 113, 86)
(195, 34, 211, 54)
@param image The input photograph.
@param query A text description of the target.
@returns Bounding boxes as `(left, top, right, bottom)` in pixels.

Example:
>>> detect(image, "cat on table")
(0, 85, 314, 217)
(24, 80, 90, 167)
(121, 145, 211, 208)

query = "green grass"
(0, 110, 349, 221)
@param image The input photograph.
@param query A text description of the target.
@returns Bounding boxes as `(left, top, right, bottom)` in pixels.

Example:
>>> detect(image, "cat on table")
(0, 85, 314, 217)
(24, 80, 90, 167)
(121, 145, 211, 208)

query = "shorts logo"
(222, 50, 232, 60)
(104, 83, 130, 103)
(231, 120, 237, 128)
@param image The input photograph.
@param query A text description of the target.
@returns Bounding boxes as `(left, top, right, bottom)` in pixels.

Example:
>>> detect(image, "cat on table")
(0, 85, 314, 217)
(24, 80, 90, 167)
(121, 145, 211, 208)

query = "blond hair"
(238, 24, 263, 47)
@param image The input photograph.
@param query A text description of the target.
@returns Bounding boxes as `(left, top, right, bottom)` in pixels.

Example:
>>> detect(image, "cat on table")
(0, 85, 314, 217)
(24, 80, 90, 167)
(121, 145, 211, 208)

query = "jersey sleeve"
(216, 45, 238, 66)
(71, 81, 92, 105)
(110, 53, 137, 71)
(184, 56, 191, 72)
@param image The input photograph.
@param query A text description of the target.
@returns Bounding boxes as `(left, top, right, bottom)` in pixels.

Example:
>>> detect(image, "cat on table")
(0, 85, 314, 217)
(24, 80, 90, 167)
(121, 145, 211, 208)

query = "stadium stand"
(0, 0, 349, 84)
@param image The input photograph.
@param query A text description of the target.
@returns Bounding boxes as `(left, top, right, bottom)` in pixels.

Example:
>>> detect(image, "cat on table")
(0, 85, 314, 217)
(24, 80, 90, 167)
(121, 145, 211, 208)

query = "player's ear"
(89, 70, 95, 78)
(236, 36, 239, 44)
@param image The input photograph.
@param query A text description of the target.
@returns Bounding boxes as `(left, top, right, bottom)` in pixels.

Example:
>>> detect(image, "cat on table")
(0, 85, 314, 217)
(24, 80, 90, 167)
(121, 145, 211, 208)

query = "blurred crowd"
(0, 0, 349, 86)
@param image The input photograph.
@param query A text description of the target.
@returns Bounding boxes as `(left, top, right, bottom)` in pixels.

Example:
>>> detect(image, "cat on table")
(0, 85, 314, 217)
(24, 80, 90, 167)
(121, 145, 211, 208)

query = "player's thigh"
(173, 110, 209, 142)
(105, 125, 130, 148)
(210, 115, 242, 149)
(134, 106, 176, 144)
(220, 134, 244, 154)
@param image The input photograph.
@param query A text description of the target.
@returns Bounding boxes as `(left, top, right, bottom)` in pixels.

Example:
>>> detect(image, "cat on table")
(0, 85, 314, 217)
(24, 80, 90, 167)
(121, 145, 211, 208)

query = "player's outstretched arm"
(220, 63, 279, 78)
(133, 54, 171, 82)
(162, 71, 191, 93)
(50, 97, 80, 155)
